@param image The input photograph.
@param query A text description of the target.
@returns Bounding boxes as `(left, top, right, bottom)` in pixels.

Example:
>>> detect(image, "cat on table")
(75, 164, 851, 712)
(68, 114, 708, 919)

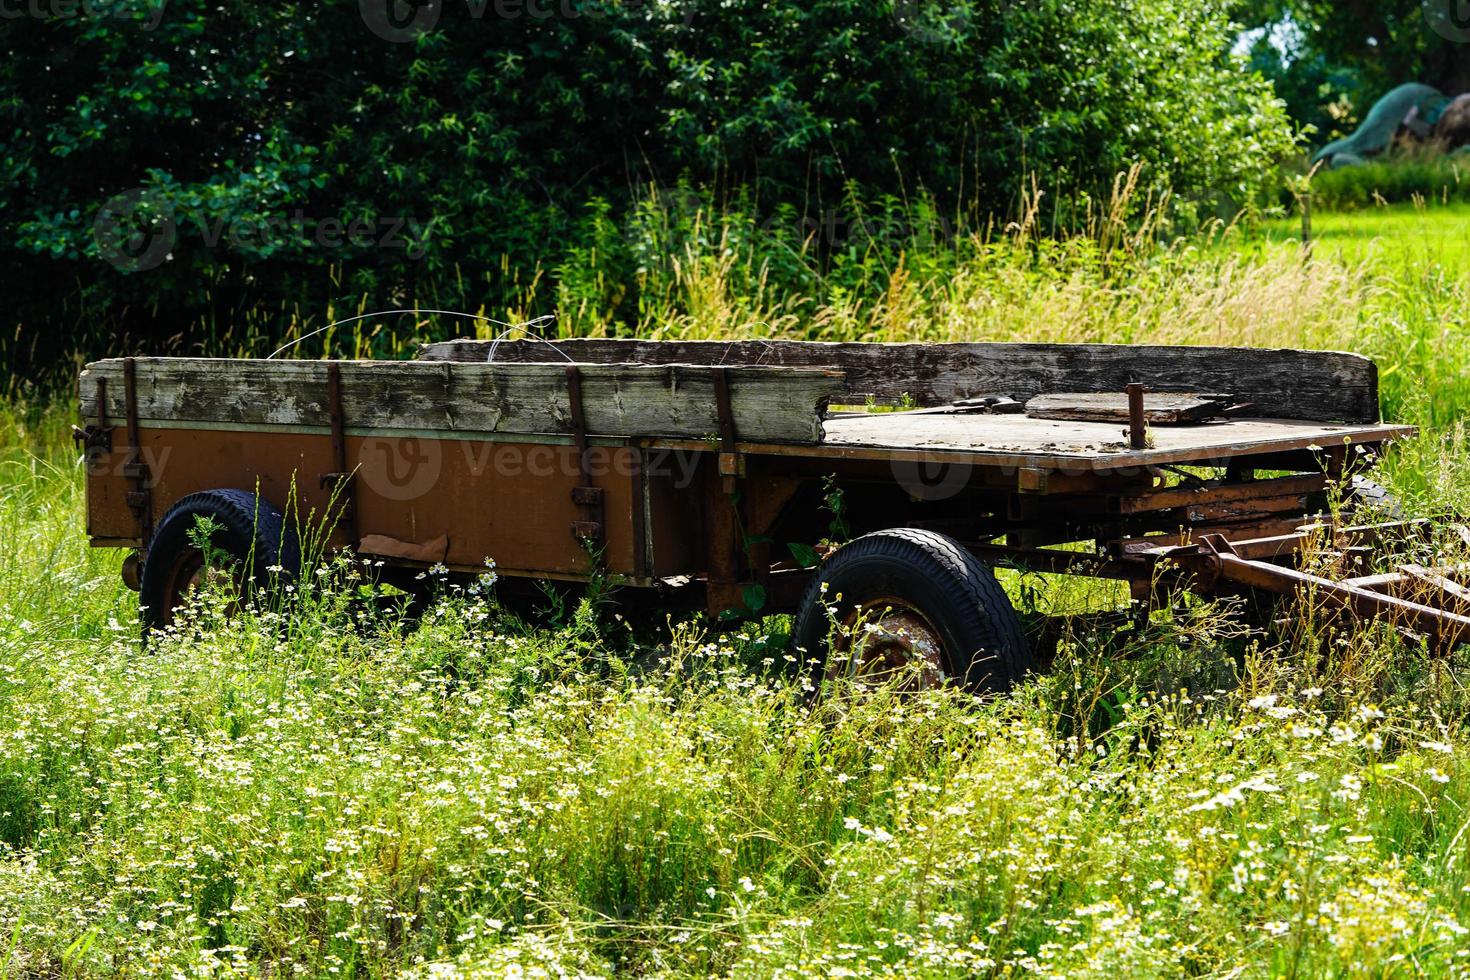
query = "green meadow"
(3, 201, 1470, 976)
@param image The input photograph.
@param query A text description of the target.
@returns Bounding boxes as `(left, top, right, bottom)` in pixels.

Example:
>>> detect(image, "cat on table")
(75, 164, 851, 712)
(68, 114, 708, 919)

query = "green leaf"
(742, 584, 768, 613)
(787, 542, 821, 569)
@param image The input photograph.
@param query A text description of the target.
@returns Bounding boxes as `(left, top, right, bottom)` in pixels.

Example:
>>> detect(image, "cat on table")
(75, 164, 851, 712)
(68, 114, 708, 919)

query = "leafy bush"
(1307, 152, 1470, 210)
(0, 0, 1293, 375)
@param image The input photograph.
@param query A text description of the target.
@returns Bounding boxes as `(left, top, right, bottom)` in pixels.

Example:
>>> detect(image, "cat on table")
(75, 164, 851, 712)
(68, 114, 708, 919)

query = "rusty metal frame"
(1184, 532, 1470, 648)
(321, 362, 358, 546)
(1110, 473, 1326, 516)
(565, 365, 605, 544)
(703, 367, 752, 611)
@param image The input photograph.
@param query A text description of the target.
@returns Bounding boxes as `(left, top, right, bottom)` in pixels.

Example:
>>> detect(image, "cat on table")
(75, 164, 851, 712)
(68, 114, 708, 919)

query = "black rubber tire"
(139, 489, 301, 632)
(791, 528, 1034, 693)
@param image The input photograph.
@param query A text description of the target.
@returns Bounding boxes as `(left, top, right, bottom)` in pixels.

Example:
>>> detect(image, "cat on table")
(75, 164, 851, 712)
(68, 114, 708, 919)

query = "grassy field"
(4, 202, 1470, 976)
(1262, 201, 1470, 271)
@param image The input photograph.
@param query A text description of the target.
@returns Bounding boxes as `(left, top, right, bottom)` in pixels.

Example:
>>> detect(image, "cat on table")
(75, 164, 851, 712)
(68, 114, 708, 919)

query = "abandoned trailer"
(75, 340, 1468, 689)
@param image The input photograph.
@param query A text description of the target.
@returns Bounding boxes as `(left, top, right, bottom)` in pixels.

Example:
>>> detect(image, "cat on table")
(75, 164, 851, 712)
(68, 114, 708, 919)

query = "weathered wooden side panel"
(83, 425, 645, 577)
(420, 339, 1380, 424)
(78, 358, 845, 444)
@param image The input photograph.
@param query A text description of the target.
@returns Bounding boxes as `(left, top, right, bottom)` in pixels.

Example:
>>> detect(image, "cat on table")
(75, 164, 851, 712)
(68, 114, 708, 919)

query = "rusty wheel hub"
(831, 598, 947, 689)
(160, 550, 240, 625)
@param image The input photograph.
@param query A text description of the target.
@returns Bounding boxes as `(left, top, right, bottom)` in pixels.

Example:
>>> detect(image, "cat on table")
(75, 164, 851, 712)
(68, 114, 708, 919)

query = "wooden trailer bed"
(75, 338, 1468, 690)
(675, 413, 1414, 471)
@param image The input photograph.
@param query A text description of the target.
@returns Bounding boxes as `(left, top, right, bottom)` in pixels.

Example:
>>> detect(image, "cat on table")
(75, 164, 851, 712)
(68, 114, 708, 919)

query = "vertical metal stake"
(1126, 382, 1148, 450)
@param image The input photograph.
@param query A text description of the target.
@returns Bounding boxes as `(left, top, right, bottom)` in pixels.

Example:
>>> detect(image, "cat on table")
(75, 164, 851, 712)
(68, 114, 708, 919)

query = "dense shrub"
(1, 0, 1292, 375)
(1307, 152, 1470, 210)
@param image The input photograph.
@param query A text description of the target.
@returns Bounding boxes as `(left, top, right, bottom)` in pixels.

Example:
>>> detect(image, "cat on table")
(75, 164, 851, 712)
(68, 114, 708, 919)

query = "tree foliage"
(1236, 0, 1470, 145)
(1, 0, 1293, 369)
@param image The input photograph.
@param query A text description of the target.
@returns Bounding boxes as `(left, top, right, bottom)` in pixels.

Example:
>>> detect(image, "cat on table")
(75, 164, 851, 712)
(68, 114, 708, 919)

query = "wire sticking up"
(483, 320, 571, 363)
(265, 309, 559, 360)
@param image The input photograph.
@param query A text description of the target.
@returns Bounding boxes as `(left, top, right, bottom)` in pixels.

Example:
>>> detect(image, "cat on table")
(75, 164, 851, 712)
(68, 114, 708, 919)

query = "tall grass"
(4, 191, 1470, 975)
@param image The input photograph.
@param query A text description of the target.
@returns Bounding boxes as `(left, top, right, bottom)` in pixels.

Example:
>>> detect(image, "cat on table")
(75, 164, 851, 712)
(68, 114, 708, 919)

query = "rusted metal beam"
(1402, 564, 1470, 610)
(628, 448, 648, 583)
(966, 544, 1148, 581)
(703, 457, 743, 615)
(712, 366, 744, 486)
(1127, 519, 1429, 561)
(1191, 534, 1470, 647)
(1345, 563, 1470, 593)
(565, 365, 604, 545)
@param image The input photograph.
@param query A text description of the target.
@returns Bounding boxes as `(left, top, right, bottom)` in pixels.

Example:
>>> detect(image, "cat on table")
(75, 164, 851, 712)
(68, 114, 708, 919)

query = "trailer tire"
(791, 528, 1033, 694)
(139, 489, 301, 633)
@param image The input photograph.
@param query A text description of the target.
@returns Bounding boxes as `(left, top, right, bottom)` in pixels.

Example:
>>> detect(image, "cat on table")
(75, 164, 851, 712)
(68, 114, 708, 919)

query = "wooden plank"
(819, 413, 1389, 459)
(1346, 563, 1470, 593)
(1116, 474, 1326, 514)
(78, 358, 845, 444)
(1402, 564, 1470, 607)
(1024, 392, 1233, 424)
(419, 338, 1380, 423)
(643, 417, 1412, 473)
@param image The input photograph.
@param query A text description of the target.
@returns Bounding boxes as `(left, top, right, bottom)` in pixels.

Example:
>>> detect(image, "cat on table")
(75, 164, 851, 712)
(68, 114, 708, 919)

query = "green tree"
(1234, 0, 1470, 142)
(1, 0, 1294, 373)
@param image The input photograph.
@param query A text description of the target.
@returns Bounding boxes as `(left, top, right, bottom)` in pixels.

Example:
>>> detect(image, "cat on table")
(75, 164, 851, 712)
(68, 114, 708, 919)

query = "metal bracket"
(72, 424, 113, 455)
(571, 520, 604, 539)
(712, 367, 744, 489)
(1016, 467, 1049, 493)
(72, 376, 114, 459)
(571, 485, 604, 507)
(566, 365, 604, 542)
